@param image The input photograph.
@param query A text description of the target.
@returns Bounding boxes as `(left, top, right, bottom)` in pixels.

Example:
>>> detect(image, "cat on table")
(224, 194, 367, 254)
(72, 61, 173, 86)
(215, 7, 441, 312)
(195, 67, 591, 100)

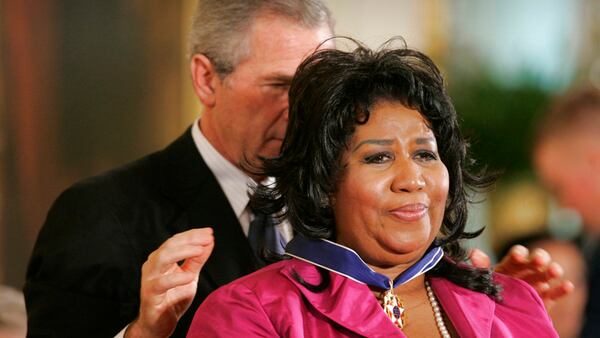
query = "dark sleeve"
(581, 314, 600, 338)
(24, 181, 141, 337)
(581, 255, 600, 338)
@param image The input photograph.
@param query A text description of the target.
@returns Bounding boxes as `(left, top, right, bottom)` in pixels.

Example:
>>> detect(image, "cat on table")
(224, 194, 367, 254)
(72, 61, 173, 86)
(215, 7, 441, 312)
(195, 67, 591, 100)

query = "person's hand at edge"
(469, 245, 574, 309)
(124, 228, 215, 338)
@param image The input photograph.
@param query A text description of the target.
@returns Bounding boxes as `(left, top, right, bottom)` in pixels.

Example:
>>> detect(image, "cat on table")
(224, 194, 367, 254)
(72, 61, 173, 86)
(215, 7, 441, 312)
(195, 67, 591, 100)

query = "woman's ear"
(190, 54, 219, 108)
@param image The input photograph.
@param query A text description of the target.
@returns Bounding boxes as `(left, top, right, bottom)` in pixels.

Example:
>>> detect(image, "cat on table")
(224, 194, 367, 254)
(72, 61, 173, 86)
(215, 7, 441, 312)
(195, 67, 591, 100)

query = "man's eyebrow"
(353, 139, 393, 152)
(264, 74, 293, 83)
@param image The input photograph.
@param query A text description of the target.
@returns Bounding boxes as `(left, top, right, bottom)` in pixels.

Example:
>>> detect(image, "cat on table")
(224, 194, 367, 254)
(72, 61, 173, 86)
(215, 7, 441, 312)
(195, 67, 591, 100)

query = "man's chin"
(260, 140, 283, 158)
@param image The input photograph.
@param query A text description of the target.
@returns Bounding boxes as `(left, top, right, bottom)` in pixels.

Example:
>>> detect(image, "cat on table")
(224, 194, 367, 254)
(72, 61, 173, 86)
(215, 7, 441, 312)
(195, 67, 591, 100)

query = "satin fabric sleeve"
(493, 274, 559, 337)
(186, 282, 278, 337)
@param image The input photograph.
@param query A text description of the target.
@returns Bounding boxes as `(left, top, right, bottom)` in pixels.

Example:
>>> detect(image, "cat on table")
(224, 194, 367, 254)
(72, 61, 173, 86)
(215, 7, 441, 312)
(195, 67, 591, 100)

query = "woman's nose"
(391, 161, 425, 193)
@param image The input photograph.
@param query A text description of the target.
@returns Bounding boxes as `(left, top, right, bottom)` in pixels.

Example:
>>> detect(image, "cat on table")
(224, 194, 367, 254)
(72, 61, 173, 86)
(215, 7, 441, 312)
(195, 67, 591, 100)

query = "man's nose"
(283, 107, 289, 121)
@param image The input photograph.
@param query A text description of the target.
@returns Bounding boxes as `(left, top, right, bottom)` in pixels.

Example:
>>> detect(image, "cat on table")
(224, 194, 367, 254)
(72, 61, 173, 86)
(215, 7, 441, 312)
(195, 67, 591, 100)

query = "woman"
(187, 41, 557, 337)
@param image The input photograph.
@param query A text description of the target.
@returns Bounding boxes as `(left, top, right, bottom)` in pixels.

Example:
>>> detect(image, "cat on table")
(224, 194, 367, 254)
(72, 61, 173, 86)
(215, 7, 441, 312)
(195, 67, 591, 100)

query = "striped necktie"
(247, 211, 286, 262)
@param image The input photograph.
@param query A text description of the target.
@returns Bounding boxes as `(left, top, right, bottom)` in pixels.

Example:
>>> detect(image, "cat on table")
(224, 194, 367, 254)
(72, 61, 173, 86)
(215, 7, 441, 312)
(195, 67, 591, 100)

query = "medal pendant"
(382, 287, 406, 328)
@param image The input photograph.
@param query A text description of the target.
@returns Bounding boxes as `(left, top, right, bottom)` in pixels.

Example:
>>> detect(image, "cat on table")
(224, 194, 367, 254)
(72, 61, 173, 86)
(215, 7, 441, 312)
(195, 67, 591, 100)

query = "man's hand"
(470, 245, 574, 308)
(125, 228, 215, 338)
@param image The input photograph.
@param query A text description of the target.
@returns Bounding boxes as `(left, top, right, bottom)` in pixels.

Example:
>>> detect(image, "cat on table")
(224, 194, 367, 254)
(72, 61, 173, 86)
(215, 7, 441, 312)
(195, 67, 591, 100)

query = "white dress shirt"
(192, 119, 254, 234)
(191, 119, 292, 240)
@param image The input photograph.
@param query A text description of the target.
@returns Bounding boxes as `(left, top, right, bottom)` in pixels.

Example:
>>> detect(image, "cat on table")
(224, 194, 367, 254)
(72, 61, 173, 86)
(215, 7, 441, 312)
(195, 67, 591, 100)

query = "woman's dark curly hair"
(250, 38, 501, 298)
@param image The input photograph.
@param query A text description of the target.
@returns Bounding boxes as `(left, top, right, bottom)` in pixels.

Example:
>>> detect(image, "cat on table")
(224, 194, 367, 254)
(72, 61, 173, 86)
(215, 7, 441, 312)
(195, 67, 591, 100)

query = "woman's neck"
(369, 262, 412, 281)
(368, 259, 426, 289)
(369, 272, 426, 296)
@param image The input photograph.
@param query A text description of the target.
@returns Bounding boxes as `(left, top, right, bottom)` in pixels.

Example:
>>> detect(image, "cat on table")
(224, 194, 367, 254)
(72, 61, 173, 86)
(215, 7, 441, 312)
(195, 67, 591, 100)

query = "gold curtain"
(1, 0, 194, 288)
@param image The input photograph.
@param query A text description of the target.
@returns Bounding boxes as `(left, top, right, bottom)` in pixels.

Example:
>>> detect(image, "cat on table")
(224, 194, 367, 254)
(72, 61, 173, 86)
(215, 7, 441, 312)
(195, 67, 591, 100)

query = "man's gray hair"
(189, 0, 334, 75)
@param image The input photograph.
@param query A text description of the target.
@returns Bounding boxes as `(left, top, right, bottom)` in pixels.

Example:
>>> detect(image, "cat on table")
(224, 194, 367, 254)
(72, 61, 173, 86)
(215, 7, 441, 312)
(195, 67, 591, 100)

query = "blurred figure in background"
(534, 86, 600, 338)
(499, 233, 588, 338)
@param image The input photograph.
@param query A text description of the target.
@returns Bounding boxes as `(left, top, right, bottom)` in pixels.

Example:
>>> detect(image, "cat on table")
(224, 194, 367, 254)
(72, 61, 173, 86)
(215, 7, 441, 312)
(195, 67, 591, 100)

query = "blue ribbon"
(285, 234, 443, 289)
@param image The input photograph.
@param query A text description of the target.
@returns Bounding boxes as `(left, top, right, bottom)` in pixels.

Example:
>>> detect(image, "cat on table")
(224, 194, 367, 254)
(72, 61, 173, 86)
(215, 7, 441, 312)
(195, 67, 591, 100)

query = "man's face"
(534, 136, 600, 232)
(204, 14, 333, 170)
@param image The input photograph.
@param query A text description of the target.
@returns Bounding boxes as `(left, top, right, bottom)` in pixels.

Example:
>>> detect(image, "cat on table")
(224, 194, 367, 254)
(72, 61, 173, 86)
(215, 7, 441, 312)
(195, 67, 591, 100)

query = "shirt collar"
(191, 119, 254, 220)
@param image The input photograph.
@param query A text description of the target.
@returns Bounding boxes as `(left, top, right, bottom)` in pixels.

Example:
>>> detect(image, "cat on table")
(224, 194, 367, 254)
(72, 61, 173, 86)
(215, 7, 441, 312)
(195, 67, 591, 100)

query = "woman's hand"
(470, 245, 574, 308)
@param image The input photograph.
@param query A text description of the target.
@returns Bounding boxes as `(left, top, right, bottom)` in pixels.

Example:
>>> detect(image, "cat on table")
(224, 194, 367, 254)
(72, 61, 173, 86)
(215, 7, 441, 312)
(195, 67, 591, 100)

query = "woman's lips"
(390, 204, 428, 222)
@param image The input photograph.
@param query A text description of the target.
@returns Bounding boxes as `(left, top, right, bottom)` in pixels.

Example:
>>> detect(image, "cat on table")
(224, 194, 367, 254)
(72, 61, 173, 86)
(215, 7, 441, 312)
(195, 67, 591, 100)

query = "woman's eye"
(363, 152, 393, 164)
(415, 150, 438, 161)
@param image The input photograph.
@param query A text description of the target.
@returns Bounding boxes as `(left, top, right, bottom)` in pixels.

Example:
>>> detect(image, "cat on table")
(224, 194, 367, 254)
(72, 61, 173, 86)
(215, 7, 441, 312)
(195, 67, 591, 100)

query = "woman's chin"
(388, 233, 433, 252)
(378, 239, 434, 264)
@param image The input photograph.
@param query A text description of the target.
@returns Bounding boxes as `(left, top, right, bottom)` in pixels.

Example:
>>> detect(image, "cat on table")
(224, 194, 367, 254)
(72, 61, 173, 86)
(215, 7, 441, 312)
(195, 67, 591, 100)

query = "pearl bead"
(426, 280, 451, 338)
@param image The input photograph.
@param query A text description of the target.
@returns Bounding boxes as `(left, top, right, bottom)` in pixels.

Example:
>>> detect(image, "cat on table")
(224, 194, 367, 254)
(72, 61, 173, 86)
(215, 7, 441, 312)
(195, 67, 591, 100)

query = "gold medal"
(381, 280, 406, 328)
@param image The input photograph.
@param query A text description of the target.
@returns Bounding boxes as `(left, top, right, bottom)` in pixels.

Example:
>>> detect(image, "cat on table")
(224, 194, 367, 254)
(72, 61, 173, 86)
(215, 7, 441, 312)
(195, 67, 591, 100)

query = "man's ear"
(190, 54, 220, 108)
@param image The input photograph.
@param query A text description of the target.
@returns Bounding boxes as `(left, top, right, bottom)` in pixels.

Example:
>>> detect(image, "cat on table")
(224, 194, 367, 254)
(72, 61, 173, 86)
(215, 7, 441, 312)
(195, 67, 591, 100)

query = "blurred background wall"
(1, 0, 599, 291)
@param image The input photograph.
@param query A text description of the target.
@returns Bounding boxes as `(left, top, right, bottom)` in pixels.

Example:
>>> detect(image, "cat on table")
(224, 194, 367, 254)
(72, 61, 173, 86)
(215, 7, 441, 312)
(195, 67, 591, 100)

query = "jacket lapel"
(158, 128, 260, 287)
(280, 260, 497, 338)
(186, 180, 259, 286)
(431, 277, 495, 338)
(281, 259, 406, 337)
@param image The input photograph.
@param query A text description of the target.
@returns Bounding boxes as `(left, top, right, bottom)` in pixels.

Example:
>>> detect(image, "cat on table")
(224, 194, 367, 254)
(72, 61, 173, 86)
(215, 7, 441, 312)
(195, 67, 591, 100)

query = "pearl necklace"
(425, 280, 451, 338)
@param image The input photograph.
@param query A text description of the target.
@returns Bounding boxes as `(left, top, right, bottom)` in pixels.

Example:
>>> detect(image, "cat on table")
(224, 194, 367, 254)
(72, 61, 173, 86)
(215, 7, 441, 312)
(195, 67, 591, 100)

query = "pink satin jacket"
(187, 258, 557, 337)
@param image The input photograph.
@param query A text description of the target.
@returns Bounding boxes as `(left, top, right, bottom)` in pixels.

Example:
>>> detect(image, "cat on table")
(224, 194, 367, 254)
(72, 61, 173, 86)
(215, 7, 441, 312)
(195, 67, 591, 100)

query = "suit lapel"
(187, 179, 260, 287)
(158, 128, 260, 287)
(158, 128, 210, 209)
(158, 128, 259, 288)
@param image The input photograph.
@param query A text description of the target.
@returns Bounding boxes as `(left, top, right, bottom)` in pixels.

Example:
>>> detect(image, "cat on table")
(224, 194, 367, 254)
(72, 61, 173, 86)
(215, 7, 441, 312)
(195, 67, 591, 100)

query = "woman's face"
(333, 100, 449, 268)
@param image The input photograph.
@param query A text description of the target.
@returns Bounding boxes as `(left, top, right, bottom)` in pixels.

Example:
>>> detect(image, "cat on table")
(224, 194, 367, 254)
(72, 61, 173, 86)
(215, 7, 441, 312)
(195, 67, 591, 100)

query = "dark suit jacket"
(24, 129, 263, 337)
(582, 243, 600, 338)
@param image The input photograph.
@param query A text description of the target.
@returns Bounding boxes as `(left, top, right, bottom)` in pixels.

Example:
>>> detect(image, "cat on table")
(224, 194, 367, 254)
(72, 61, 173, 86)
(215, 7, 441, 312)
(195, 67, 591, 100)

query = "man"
(25, 1, 333, 337)
(534, 86, 600, 338)
(25, 1, 569, 337)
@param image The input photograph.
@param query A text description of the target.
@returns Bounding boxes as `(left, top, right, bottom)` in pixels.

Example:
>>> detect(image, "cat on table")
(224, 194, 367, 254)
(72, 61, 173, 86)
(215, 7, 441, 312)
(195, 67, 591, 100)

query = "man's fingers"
(545, 262, 564, 280)
(170, 228, 214, 246)
(144, 244, 209, 274)
(517, 262, 563, 286)
(181, 241, 214, 274)
(494, 244, 574, 306)
(143, 228, 215, 273)
(540, 280, 574, 310)
(495, 245, 530, 275)
(507, 245, 530, 265)
(528, 248, 551, 270)
(132, 229, 215, 338)
(496, 246, 562, 285)
(156, 228, 214, 255)
(147, 271, 197, 296)
(545, 261, 564, 279)
(469, 248, 492, 269)
(532, 281, 550, 296)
